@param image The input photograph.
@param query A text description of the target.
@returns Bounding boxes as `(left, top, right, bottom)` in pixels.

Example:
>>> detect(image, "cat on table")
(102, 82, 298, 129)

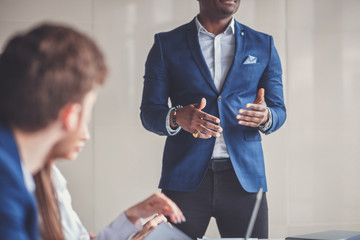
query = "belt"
(209, 158, 233, 172)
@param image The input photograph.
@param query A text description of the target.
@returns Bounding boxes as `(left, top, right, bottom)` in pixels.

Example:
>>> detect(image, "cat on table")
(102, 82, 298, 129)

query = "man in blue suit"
(140, 0, 286, 239)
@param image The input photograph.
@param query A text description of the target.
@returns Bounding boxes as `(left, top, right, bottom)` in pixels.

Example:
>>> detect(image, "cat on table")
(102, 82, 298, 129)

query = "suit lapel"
(186, 20, 218, 93)
(220, 21, 247, 94)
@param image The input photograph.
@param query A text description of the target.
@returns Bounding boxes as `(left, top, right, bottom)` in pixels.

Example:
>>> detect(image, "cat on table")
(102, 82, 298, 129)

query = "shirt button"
(218, 96, 222, 101)
(241, 31, 245, 36)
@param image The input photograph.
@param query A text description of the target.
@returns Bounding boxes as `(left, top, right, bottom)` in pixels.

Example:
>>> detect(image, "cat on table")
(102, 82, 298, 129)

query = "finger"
(150, 214, 167, 224)
(238, 120, 260, 127)
(238, 109, 264, 118)
(163, 208, 185, 224)
(191, 120, 222, 139)
(197, 125, 221, 138)
(143, 215, 167, 230)
(89, 232, 96, 239)
(245, 103, 266, 111)
(150, 193, 185, 223)
(197, 132, 212, 139)
(194, 98, 206, 110)
(131, 229, 151, 240)
(199, 120, 222, 133)
(198, 98, 206, 110)
(160, 203, 185, 224)
(236, 115, 262, 125)
(199, 112, 220, 124)
(254, 88, 265, 104)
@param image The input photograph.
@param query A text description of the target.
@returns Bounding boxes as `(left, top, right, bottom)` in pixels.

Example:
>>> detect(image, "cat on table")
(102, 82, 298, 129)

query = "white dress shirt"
(21, 162, 35, 195)
(195, 16, 235, 159)
(166, 16, 272, 159)
(166, 17, 235, 159)
(37, 165, 141, 240)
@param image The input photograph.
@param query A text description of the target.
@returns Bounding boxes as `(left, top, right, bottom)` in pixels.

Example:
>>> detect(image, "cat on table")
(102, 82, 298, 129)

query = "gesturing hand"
(236, 88, 269, 127)
(125, 193, 185, 225)
(131, 214, 168, 240)
(172, 98, 222, 139)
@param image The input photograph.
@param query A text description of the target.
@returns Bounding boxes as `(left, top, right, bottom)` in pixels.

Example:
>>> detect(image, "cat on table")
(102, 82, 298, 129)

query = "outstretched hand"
(236, 88, 269, 127)
(125, 193, 185, 225)
(171, 98, 222, 139)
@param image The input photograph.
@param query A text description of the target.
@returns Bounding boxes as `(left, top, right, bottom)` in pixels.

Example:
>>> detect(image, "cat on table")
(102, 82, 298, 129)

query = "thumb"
(254, 88, 265, 104)
(194, 98, 206, 110)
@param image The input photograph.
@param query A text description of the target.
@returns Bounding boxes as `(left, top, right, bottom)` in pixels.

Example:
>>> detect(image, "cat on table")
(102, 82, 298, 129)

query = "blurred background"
(1, 0, 359, 238)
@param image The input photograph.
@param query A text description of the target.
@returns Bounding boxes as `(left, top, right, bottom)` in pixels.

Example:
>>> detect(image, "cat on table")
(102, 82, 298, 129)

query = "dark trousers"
(162, 159, 268, 240)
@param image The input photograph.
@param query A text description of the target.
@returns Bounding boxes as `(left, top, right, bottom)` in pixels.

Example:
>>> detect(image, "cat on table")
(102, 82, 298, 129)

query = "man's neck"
(197, 14, 233, 35)
(13, 123, 62, 175)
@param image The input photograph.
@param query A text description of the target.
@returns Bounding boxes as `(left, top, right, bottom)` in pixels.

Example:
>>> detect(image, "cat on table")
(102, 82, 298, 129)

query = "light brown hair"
(0, 23, 107, 131)
(34, 161, 64, 240)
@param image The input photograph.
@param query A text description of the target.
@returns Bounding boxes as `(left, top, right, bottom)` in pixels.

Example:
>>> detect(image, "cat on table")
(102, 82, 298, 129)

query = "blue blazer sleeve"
(258, 36, 286, 134)
(140, 34, 172, 136)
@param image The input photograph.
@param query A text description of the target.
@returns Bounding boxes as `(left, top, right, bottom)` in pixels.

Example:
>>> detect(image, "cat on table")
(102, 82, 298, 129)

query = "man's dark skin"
(170, 0, 269, 139)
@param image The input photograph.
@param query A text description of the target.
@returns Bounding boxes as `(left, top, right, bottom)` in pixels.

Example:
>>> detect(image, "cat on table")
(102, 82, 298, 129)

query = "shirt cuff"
(166, 107, 181, 136)
(259, 107, 273, 133)
(95, 212, 141, 240)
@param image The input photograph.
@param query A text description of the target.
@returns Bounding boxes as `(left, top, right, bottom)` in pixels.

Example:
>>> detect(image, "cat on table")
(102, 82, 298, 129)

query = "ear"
(60, 103, 82, 132)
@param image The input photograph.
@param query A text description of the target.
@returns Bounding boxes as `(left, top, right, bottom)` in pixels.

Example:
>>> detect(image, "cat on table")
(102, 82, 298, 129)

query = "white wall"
(0, 0, 359, 238)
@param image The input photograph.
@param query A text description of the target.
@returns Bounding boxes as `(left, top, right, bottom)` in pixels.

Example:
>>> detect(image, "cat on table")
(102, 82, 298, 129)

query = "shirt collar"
(195, 16, 235, 35)
(21, 162, 35, 195)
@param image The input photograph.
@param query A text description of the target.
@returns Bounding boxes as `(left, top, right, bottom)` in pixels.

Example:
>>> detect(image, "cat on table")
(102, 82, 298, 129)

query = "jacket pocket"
(239, 63, 263, 68)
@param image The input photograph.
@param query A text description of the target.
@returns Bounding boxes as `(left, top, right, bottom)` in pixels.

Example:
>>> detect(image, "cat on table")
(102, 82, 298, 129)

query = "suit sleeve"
(258, 36, 286, 134)
(140, 34, 173, 136)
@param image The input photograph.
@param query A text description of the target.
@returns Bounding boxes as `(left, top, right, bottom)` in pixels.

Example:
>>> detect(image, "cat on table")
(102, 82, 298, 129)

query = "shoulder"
(0, 149, 34, 230)
(148, 19, 195, 56)
(0, 136, 27, 195)
(236, 20, 273, 47)
(0, 148, 23, 189)
(0, 124, 23, 183)
(237, 20, 271, 38)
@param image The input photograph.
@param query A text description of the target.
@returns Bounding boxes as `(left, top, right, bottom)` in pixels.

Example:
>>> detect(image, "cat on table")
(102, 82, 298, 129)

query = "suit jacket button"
(218, 96, 222, 101)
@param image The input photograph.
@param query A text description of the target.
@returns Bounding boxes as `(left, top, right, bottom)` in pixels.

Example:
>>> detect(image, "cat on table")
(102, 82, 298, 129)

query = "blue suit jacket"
(140, 19, 286, 193)
(0, 123, 38, 240)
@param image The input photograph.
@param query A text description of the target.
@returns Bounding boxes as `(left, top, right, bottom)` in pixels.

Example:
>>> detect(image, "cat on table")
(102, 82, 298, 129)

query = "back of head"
(0, 23, 107, 131)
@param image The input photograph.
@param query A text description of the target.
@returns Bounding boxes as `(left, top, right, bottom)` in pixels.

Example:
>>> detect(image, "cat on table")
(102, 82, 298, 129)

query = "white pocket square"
(243, 55, 257, 64)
